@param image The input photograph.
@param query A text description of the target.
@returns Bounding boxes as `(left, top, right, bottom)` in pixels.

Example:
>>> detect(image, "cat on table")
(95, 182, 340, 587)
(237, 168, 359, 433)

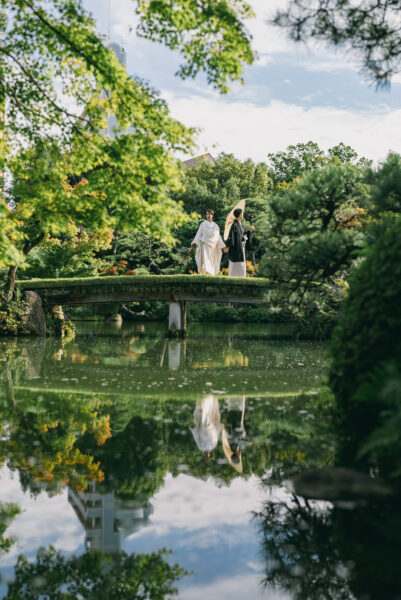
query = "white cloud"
(128, 473, 290, 541)
(163, 92, 401, 163)
(181, 573, 290, 600)
(0, 468, 83, 567)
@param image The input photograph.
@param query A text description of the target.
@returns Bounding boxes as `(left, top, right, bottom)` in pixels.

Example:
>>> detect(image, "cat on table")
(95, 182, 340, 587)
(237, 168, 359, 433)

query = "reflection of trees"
(0, 501, 20, 554)
(255, 494, 401, 600)
(79, 393, 334, 504)
(4, 546, 186, 600)
(0, 364, 335, 501)
(0, 390, 112, 495)
(256, 495, 350, 600)
(82, 416, 169, 502)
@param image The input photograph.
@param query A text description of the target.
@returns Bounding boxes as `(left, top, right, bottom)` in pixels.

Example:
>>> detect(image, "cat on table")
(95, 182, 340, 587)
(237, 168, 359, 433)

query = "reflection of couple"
(189, 395, 250, 471)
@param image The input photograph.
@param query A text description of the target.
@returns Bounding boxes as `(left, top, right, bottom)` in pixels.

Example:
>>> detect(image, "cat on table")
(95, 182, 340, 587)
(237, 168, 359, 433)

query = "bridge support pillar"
(168, 301, 186, 337)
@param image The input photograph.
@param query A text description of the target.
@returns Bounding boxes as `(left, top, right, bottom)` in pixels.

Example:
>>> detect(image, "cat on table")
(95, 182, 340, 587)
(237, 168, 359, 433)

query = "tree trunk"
(5, 265, 18, 301)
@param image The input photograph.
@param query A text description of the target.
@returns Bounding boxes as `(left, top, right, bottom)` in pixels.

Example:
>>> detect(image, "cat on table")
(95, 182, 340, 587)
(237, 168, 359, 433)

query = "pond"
(0, 322, 400, 599)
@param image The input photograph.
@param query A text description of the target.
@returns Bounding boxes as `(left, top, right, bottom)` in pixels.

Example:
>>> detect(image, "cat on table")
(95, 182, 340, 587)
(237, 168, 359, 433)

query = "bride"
(191, 209, 226, 276)
(190, 394, 222, 459)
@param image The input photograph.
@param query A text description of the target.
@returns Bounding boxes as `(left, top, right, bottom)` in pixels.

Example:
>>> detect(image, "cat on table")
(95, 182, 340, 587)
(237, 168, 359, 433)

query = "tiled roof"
(182, 153, 216, 168)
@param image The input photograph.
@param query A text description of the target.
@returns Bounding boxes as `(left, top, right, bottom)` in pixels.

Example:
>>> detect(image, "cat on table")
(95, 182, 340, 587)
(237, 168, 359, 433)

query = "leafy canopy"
(175, 153, 271, 222)
(136, 0, 256, 93)
(1, 0, 256, 267)
(258, 161, 369, 286)
(267, 141, 371, 185)
(6, 546, 186, 600)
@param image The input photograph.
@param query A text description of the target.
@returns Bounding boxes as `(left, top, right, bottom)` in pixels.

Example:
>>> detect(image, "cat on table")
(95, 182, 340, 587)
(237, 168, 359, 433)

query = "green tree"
(102, 227, 196, 276)
(267, 141, 370, 185)
(258, 161, 369, 286)
(135, 0, 256, 93)
(1, 0, 256, 271)
(0, 501, 20, 554)
(21, 230, 113, 280)
(176, 153, 271, 223)
(273, 0, 401, 86)
(257, 162, 369, 334)
(5, 546, 186, 600)
(329, 154, 401, 474)
(366, 152, 401, 241)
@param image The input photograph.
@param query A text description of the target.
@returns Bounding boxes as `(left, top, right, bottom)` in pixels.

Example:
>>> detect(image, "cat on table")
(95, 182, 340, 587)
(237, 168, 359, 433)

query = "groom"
(223, 208, 254, 277)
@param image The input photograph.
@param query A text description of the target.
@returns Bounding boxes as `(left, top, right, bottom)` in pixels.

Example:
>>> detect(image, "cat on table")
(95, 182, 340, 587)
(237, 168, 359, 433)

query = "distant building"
(68, 482, 153, 553)
(105, 44, 216, 170)
(108, 42, 127, 67)
(104, 43, 132, 138)
(182, 153, 216, 169)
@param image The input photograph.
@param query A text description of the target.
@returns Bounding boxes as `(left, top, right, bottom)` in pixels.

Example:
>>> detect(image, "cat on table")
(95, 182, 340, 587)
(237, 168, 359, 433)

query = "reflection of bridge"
(17, 275, 273, 336)
(68, 481, 153, 553)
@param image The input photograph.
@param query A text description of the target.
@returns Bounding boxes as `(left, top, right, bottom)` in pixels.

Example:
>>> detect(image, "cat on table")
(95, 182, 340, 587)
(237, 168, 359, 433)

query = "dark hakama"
(225, 219, 253, 277)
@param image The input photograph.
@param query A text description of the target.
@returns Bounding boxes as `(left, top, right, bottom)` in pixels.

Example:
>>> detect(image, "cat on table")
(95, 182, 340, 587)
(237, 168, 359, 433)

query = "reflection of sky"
(123, 474, 291, 599)
(0, 467, 84, 596)
(0, 466, 292, 599)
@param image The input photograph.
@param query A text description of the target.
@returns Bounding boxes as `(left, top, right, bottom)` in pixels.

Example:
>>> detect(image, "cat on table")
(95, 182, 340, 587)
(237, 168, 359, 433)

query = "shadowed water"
(0, 322, 399, 599)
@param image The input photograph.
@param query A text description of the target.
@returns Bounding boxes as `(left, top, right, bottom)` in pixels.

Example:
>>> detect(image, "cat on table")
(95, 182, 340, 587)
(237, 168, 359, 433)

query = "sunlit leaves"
(136, 0, 256, 92)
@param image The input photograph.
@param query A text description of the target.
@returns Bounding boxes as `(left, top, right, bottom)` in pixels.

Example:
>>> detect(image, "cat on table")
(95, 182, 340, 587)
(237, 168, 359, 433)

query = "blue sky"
(0, 466, 291, 600)
(83, 0, 401, 164)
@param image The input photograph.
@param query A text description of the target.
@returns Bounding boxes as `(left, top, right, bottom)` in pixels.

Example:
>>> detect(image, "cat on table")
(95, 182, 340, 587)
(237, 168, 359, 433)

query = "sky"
(82, 0, 401, 164)
(0, 465, 292, 600)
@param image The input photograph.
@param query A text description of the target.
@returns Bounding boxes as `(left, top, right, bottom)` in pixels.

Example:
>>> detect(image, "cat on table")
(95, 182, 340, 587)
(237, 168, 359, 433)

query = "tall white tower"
(68, 482, 153, 553)
(104, 42, 128, 138)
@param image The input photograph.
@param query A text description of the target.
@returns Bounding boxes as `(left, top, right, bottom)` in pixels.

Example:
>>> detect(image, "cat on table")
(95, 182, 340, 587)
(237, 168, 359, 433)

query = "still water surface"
(0, 322, 399, 599)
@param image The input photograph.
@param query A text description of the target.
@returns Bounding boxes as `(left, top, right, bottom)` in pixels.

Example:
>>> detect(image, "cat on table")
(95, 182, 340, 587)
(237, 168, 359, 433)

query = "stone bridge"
(17, 274, 272, 336)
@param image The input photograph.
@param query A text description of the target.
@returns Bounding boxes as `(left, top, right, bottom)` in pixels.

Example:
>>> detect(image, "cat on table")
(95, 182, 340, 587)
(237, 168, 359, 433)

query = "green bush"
(330, 219, 401, 474)
(187, 303, 281, 323)
(0, 291, 30, 336)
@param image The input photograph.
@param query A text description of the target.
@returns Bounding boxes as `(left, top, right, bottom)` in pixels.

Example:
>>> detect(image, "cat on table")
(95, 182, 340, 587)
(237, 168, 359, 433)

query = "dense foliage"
(21, 231, 112, 280)
(5, 546, 186, 600)
(175, 153, 271, 221)
(258, 162, 368, 285)
(9, 142, 376, 332)
(266, 141, 370, 186)
(0, 290, 30, 335)
(0, 502, 20, 554)
(330, 219, 401, 474)
(1, 0, 256, 278)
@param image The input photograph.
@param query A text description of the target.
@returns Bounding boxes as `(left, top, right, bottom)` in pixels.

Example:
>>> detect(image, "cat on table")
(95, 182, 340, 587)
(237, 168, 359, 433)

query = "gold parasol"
(221, 425, 243, 473)
(223, 199, 246, 241)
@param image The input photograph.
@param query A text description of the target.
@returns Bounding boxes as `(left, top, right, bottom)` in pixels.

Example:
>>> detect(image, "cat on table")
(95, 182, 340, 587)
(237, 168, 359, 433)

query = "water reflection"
(222, 396, 250, 474)
(1, 324, 329, 399)
(68, 481, 153, 553)
(256, 491, 401, 600)
(167, 340, 186, 371)
(190, 395, 221, 459)
(1, 323, 399, 599)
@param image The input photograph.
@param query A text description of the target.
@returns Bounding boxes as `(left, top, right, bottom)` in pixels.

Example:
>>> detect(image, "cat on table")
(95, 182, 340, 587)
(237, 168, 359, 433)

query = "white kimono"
(192, 220, 225, 276)
(190, 395, 222, 452)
